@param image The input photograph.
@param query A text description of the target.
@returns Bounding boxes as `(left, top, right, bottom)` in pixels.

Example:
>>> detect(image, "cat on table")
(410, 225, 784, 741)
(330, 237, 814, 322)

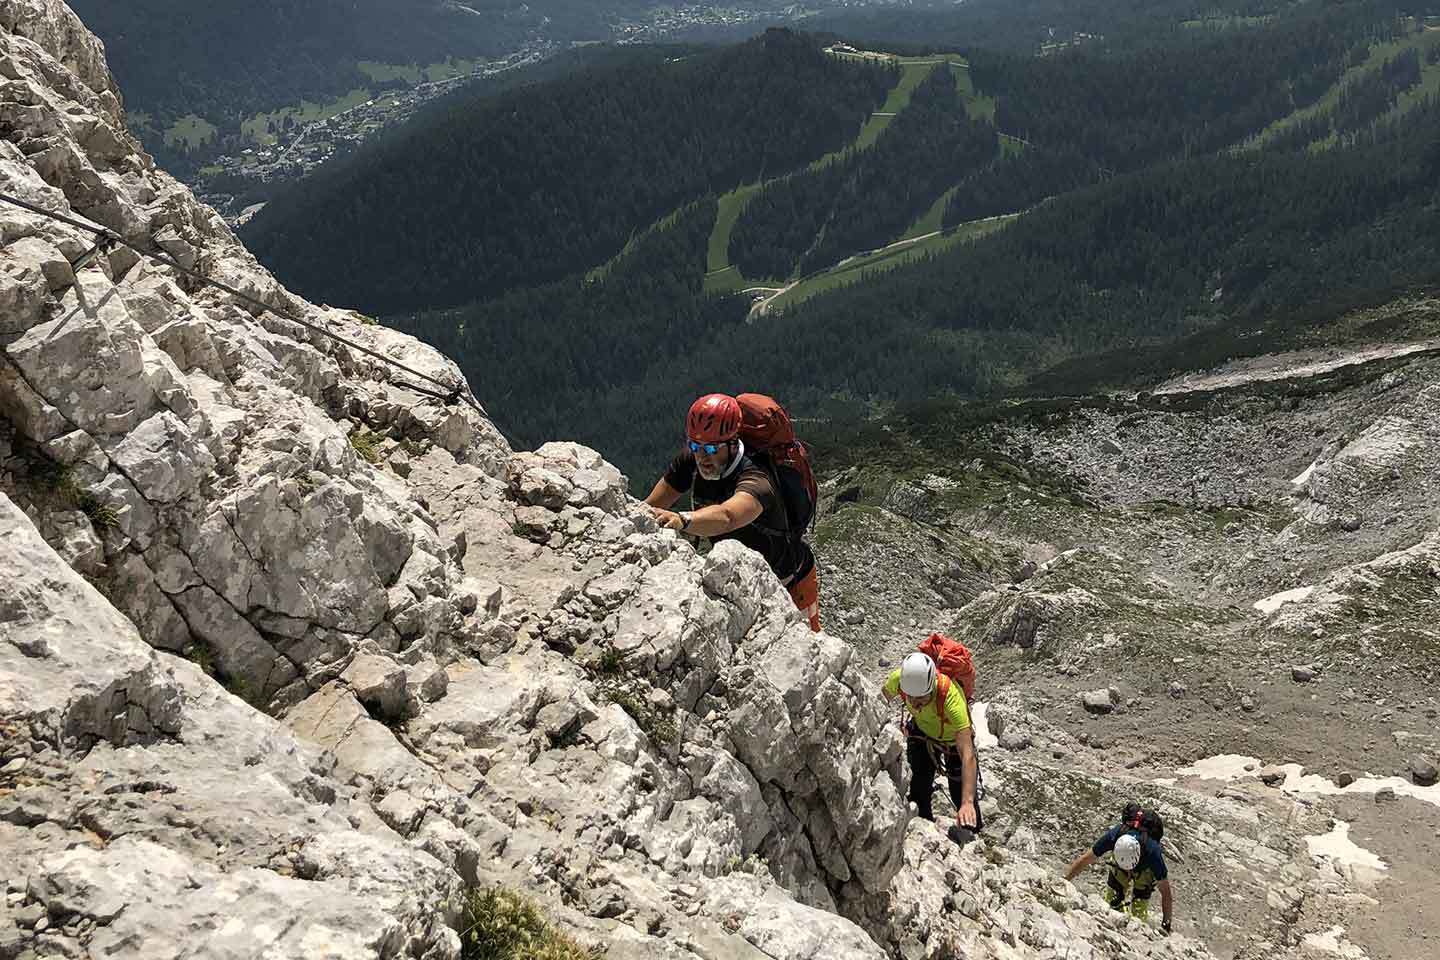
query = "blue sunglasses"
(688, 439, 727, 455)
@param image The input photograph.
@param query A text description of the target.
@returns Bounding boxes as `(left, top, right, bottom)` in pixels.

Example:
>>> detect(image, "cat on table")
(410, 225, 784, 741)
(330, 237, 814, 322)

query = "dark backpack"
(736, 393, 817, 538)
(1121, 802, 1165, 842)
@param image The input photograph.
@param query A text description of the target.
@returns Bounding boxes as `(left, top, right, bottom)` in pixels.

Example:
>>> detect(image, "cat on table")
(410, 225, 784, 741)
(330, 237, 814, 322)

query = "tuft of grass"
(585, 649, 675, 744)
(226, 675, 254, 703)
(458, 885, 605, 960)
(33, 459, 119, 529)
(184, 640, 217, 677)
(595, 647, 625, 677)
(83, 500, 120, 529)
(597, 680, 677, 747)
(349, 428, 384, 465)
(182, 640, 261, 705)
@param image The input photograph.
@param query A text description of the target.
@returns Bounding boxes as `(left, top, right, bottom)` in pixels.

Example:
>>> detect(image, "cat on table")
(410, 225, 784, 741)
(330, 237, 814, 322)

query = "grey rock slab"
(0, 358, 69, 443)
(169, 585, 292, 700)
(341, 654, 409, 722)
(102, 412, 210, 505)
(0, 491, 467, 954)
(42, 428, 107, 470)
(1080, 689, 1117, 714)
(33, 835, 460, 960)
(408, 658, 545, 752)
(44, 508, 103, 575)
(998, 730, 1033, 751)
(87, 470, 157, 549)
(0, 238, 49, 333)
(534, 688, 600, 744)
(190, 477, 387, 635)
(420, 664, 450, 702)
(108, 553, 190, 652)
(285, 682, 438, 790)
(684, 746, 773, 854)
(6, 270, 166, 437)
(102, 409, 213, 504)
(374, 789, 427, 837)
(702, 875, 885, 960)
(401, 657, 450, 708)
(0, 493, 180, 744)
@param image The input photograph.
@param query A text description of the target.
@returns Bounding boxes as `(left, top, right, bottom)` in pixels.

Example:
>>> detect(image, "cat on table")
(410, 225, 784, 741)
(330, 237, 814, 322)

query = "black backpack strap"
(745, 451, 795, 539)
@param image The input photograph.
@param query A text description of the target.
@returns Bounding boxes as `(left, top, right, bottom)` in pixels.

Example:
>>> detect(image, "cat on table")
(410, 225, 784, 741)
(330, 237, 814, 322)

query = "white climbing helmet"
(1114, 832, 1142, 871)
(899, 652, 937, 697)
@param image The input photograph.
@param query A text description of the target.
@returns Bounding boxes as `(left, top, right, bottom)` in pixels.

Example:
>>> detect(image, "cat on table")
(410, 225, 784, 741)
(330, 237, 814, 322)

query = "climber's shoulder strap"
(901, 674, 954, 742)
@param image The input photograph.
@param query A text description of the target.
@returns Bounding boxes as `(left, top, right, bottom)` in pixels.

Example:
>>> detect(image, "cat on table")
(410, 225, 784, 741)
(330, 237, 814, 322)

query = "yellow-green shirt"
(884, 670, 970, 742)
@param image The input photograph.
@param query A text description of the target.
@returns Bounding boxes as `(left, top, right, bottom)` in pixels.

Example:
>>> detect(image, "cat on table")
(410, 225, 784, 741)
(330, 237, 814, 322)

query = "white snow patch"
(971, 702, 998, 750)
(1302, 925, 1369, 958)
(1276, 764, 1440, 810)
(1174, 756, 1440, 810)
(1037, 548, 1081, 575)
(1305, 821, 1387, 886)
(1176, 754, 1260, 780)
(1291, 460, 1317, 486)
(1254, 585, 1315, 615)
(1150, 777, 1178, 787)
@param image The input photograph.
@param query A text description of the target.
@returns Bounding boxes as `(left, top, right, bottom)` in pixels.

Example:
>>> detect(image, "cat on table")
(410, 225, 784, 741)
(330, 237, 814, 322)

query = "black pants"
(906, 723, 984, 830)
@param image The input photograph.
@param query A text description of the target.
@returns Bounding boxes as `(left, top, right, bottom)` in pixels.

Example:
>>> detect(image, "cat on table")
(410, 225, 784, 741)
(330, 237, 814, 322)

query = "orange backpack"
(917, 632, 977, 702)
(735, 393, 817, 536)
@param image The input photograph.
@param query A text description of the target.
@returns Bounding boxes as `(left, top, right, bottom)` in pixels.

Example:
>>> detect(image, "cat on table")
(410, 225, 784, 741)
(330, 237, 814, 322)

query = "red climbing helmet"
(686, 393, 741, 443)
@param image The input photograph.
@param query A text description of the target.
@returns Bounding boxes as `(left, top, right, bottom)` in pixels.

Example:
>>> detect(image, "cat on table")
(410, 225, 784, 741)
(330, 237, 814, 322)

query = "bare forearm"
(684, 503, 745, 537)
(1063, 852, 1095, 881)
(956, 733, 977, 805)
(645, 478, 682, 509)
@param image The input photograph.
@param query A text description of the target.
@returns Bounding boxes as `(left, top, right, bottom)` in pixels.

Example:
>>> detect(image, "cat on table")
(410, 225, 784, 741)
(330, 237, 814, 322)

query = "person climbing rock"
(646, 392, 821, 631)
(1063, 805, 1174, 934)
(882, 651, 981, 832)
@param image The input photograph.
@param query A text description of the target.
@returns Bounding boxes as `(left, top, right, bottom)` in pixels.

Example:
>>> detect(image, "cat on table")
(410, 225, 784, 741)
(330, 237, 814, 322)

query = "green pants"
(1106, 865, 1154, 919)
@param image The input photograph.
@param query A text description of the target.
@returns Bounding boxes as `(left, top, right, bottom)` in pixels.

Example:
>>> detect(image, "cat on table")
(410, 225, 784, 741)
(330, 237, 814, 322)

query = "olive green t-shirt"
(884, 670, 970, 741)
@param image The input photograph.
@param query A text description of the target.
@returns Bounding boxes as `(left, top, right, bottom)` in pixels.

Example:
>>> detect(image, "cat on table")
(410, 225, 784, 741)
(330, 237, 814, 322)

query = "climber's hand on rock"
(652, 508, 684, 531)
(955, 801, 977, 829)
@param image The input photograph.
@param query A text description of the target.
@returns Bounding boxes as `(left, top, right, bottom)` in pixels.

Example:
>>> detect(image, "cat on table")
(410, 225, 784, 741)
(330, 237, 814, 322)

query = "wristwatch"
(679, 511, 692, 531)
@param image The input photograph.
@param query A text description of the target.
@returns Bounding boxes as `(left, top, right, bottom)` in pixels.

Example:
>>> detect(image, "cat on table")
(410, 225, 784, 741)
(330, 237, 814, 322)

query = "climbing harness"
(0, 190, 489, 418)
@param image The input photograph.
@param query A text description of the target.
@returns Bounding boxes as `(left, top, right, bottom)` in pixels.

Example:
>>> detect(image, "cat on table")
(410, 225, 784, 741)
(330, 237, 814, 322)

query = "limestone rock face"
(1, 494, 463, 960)
(0, 0, 507, 716)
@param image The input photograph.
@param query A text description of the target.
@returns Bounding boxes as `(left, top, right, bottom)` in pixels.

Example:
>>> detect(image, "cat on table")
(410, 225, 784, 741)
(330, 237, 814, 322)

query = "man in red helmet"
(645, 393, 821, 631)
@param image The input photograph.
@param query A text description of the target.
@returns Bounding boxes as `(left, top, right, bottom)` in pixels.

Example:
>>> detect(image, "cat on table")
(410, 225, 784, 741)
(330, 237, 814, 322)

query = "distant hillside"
(70, 1, 540, 149)
(379, 4, 1440, 489)
(730, 63, 999, 280)
(244, 29, 893, 313)
(811, 0, 1306, 53)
